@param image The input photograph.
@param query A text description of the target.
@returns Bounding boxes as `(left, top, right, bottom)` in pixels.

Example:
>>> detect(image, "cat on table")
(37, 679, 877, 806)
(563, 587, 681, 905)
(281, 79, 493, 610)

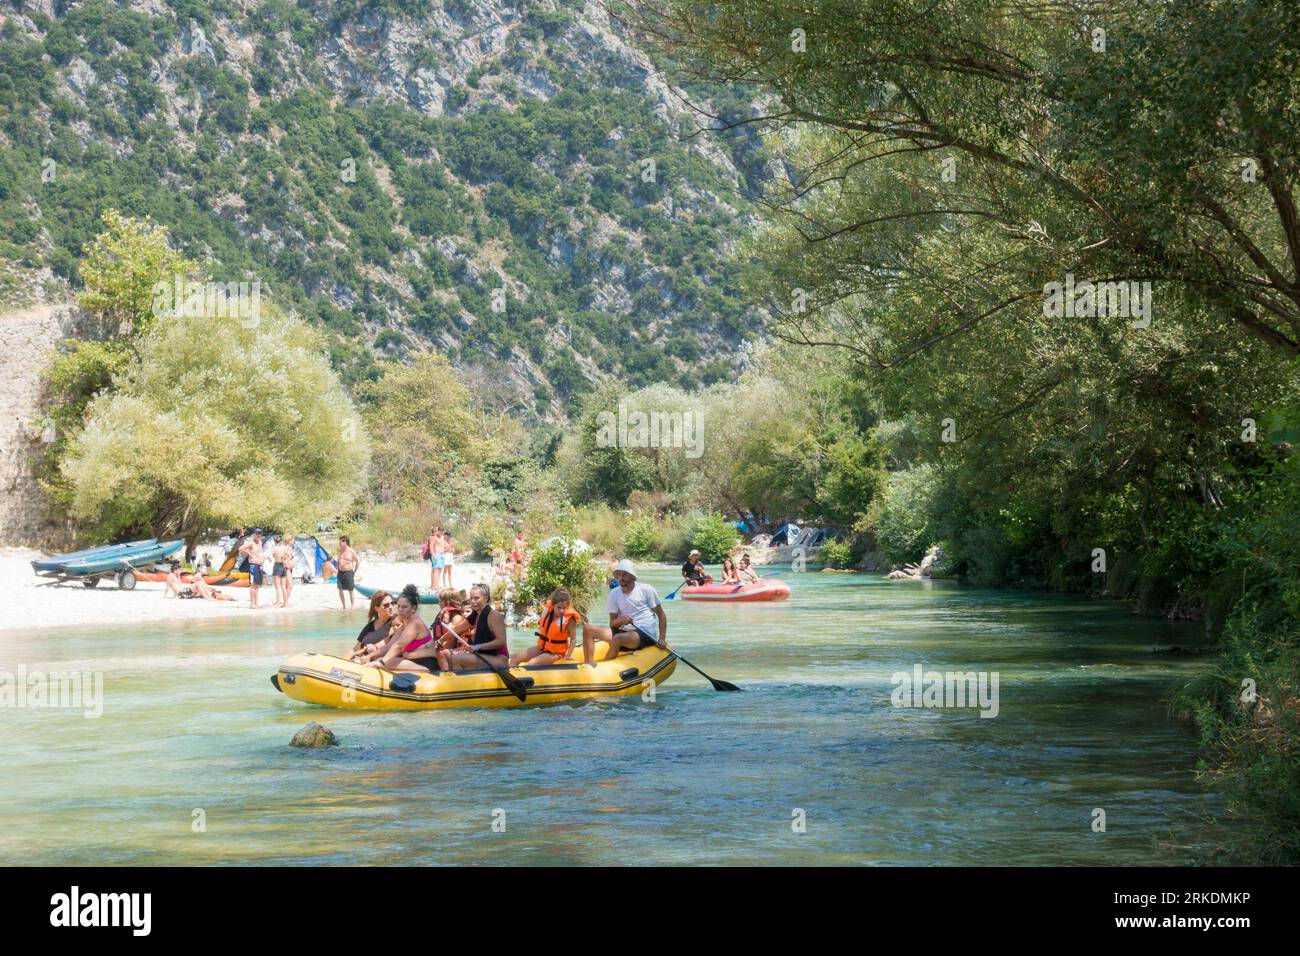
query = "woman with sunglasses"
(347, 590, 395, 662)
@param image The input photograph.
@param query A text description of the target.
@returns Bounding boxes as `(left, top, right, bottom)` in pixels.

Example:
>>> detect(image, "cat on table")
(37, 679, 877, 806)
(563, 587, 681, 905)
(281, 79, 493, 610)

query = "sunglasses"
(380, 601, 393, 609)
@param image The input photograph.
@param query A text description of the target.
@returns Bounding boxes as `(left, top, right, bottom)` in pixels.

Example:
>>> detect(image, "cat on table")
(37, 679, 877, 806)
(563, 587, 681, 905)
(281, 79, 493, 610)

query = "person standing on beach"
(424, 526, 441, 590)
(336, 535, 359, 610)
(271, 534, 288, 608)
(238, 531, 265, 609)
(440, 529, 456, 590)
(282, 535, 296, 608)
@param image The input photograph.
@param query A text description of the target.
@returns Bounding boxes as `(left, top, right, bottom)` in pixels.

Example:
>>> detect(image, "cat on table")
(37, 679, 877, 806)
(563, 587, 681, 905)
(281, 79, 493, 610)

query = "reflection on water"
(0, 568, 1231, 865)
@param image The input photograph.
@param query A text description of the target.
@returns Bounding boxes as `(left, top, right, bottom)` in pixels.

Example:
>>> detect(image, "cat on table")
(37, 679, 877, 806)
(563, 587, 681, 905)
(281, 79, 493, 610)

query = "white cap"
(614, 559, 637, 577)
(689, 549, 700, 556)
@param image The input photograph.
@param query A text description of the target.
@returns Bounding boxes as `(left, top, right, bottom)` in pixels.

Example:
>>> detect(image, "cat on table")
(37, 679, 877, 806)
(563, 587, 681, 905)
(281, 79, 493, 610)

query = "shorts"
(616, 626, 656, 649)
(337, 570, 355, 591)
(430, 554, 445, 569)
(272, 562, 286, 578)
(249, 564, 264, 586)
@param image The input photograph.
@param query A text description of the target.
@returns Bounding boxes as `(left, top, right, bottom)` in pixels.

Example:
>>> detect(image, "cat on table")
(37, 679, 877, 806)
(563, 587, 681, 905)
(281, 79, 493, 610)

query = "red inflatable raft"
(679, 580, 791, 602)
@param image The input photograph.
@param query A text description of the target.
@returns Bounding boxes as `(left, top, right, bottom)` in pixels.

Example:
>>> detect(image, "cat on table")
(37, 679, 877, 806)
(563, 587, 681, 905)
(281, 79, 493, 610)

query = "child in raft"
(510, 588, 583, 666)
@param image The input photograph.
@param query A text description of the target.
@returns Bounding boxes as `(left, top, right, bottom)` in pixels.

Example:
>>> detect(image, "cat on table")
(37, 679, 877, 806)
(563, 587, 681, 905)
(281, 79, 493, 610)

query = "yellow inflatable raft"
(271, 643, 677, 710)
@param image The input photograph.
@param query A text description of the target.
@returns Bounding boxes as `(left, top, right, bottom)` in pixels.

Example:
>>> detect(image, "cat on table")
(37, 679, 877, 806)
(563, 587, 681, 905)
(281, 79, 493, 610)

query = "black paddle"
(470, 648, 528, 702)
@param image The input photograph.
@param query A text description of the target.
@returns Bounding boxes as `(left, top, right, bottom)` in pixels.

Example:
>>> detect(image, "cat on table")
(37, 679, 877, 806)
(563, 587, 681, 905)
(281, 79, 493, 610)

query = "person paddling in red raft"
(680, 549, 712, 587)
(736, 553, 762, 585)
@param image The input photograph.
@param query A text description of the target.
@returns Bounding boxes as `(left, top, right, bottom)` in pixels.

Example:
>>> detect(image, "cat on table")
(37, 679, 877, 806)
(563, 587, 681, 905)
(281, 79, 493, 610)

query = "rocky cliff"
(0, 0, 769, 419)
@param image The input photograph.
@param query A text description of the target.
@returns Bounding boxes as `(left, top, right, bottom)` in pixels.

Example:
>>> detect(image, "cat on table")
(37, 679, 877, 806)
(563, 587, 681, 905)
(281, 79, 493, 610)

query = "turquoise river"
(0, 567, 1233, 865)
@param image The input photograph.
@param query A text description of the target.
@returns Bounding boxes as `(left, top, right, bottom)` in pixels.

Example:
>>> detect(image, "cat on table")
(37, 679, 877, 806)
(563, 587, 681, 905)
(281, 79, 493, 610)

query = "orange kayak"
(133, 571, 250, 587)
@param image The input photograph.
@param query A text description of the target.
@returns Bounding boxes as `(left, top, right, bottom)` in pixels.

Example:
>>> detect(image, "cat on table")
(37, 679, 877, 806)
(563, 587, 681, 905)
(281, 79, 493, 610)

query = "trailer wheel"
(117, 569, 137, 591)
(82, 577, 99, 588)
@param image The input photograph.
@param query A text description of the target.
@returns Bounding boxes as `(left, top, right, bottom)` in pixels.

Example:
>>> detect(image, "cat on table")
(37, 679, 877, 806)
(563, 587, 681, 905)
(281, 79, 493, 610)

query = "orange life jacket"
(536, 601, 580, 656)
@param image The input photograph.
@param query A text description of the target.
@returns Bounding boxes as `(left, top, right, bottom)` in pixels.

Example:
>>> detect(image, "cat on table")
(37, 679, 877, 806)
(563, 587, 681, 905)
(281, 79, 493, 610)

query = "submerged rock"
(290, 721, 338, 748)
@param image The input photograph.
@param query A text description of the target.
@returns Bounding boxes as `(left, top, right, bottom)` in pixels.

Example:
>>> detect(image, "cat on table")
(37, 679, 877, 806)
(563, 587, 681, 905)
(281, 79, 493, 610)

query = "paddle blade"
(503, 674, 528, 702)
(496, 666, 528, 701)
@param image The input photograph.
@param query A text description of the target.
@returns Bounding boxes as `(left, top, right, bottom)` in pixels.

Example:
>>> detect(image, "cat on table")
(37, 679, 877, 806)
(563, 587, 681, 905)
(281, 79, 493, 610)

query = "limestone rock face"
(0, 302, 101, 547)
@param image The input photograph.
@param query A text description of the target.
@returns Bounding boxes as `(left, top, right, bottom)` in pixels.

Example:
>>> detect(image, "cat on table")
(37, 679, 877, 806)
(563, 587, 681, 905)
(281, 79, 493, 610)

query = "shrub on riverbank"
(511, 534, 603, 621)
(819, 539, 854, 569)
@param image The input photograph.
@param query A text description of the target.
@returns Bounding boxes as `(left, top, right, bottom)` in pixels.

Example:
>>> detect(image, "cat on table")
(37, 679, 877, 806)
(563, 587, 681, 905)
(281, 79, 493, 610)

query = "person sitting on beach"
(443, 583, 509, 671)
(188, 573, 233, 601)
(737, 554, 761, 584)
(163, 561, 185, 598)
(583, 560, 668, 662)
(348, 590, 395, 661)
(720, 557, 740, 585)
(681, 550, 712, 585)
(510, 588, 581, 667)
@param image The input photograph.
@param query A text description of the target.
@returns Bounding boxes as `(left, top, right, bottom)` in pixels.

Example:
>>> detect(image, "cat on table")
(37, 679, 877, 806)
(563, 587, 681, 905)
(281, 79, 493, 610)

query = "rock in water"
(290, 722, 338, 748)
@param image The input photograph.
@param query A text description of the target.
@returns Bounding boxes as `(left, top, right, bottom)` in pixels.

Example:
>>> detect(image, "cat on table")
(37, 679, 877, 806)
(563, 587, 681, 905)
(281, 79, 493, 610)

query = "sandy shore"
(0, 547, 493, 633)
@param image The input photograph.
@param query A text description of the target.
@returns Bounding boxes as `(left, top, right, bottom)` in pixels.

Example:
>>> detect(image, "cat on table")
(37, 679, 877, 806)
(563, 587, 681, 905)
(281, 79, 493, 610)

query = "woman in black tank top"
(447, 584, 509, 670)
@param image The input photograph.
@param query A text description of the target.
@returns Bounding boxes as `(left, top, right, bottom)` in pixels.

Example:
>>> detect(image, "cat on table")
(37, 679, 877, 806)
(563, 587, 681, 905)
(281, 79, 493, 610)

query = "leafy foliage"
(683, 511, 738, 562)
(516, 532, 604, 618)
(62, 307, 368, 542)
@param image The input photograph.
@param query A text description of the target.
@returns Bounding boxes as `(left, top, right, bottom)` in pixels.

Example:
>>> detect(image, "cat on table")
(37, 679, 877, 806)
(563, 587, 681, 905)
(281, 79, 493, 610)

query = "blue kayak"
(58, 539, 185, 576)
(31, 539, 156, 574)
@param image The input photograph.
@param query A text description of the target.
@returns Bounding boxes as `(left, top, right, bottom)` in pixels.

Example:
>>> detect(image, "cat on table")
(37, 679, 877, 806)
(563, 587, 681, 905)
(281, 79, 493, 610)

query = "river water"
(0, 567, 1229, 865)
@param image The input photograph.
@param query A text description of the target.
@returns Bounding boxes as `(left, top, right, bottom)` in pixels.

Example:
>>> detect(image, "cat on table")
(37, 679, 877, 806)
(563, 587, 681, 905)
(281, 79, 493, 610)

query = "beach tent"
(770, 524, 836, 548)
(770, 523, 799, 546)
(290, 536, 333, 582)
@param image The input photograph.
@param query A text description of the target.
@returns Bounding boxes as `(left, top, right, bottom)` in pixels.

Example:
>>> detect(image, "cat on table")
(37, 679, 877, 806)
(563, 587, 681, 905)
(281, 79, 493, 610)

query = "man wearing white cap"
(581, 559, 668, 663)
(681, 549, 711, 586)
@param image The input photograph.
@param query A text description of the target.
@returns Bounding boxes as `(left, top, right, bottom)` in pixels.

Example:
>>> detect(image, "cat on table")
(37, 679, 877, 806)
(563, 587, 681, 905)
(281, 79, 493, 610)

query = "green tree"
(61, 307, 368, 542)
(360, 351, 516, 512)
(77, 209, 198, 341)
